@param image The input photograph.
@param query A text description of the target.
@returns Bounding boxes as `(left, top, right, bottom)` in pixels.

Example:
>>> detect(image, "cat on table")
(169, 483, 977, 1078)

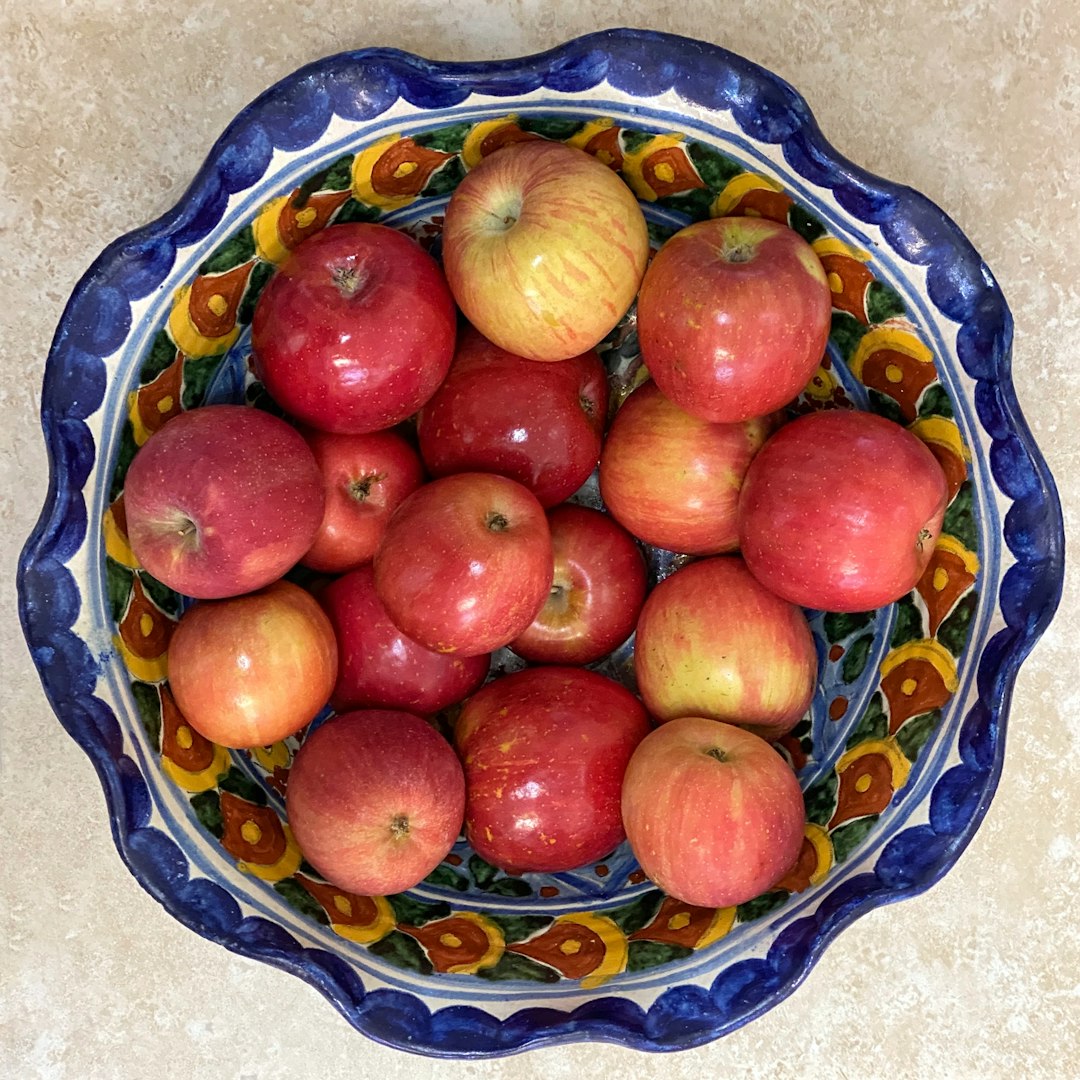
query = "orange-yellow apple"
(634, 556, 817, 740)
(621, 716, 805, 907)
(599, 380, 779, 554)
(441, 140, 649, 362)
(167, 580, 337, 748)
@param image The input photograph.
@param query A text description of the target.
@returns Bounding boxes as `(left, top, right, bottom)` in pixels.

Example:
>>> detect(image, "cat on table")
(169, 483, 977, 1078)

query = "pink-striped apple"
(417, 326, 606, 507)
(599, 380, 780, 554)
(167, 580, 337, 748)
(455, 666, 651, 873)
(738, 410, 950, 611)
(320, 565, 489, 714)
(634, 556, 817, 740)
(637, 216, 831, 422)
(251, 222, 456, 433)
(123, 405, 324, 599)
(441, 140, 649, 362)
(286, 709, 465, 896)
(621, 716, 805, 907)
(301, 428, 424, 574)
(373, 473, 553, 656)
(510, 505, 646, 665)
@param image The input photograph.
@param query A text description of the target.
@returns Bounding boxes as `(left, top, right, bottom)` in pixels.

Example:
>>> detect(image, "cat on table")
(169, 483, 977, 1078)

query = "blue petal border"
(16, 28, 1064, 1057)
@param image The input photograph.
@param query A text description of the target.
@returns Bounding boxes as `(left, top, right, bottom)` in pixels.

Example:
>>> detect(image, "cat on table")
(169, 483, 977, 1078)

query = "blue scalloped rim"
(17, 28, 1064, 1057)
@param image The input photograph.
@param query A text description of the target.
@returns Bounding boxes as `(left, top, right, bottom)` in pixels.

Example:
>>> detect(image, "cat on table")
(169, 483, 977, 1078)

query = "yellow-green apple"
(417, 326, 606, 507)
(510, 505, 646, 665)
(455, 667, 651, 873)
(301, 428, 424, 574)
(634, 556, 817, 739)
(167, 580, 337, 748)
(123, 404, 324, 599)
(286, 709, 465, 895)
(621, 716, 805, 907)
(251, 222, 456, 433)
(599, 381, 780, 554)
(373, 472, 553, 656)
(637, 216, 831, 422)
(441, 140, 649, 362)
(320, 564, 490, 714)
(738, 410, 950, 611)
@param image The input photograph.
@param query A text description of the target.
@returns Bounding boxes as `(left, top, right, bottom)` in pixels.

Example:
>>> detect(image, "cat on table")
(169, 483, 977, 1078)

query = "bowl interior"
(97, 106, 989, 1005)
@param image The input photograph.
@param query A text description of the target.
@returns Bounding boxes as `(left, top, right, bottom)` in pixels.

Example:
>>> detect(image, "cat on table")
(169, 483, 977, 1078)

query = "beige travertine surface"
(2, 2, 1077, 1077)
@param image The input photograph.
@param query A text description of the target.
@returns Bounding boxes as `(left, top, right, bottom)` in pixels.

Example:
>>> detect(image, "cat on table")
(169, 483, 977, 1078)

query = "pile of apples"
(124, 141, 949, 910)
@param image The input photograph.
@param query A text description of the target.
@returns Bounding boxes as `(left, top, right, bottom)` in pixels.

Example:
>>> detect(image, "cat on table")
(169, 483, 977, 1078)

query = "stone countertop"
(2, 3, 1077, 1077)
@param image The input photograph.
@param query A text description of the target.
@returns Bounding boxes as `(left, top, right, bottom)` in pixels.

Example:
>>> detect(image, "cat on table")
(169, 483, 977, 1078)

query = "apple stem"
(916, 528, 932, 552)
(705, 747, 728, 762)
(389, 814, 410, 840)
(721, 241, 754, 264)
(331, 263, 367, 299)
(348, 472, 384, 502)
(486, 512, 510, 532)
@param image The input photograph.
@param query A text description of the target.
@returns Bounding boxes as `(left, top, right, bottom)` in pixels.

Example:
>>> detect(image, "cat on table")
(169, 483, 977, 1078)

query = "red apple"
(251, 222, 456, 433)
(124, 405, 324, 599)
(621, 716, 805, 908)
(167, 580, 337, 748)
(634, 557, 817, 740)
(599, 381, 780, 554)
(637, 216, 831, 423)
(301, 428, 424, 574)
(738, 410, 950, 611)
(417, 326, 606, 507)
(373, 473, 553, 656)
(286, 710, 465, 896)
(510, 505, 646, 665)
(455, 667, 651, 873)
(320, 565, 490, 714)
(441, 140, 649, 362)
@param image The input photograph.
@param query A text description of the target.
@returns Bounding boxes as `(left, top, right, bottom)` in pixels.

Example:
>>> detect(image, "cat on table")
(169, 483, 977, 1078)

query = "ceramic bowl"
(18, 29, 1064, 1057)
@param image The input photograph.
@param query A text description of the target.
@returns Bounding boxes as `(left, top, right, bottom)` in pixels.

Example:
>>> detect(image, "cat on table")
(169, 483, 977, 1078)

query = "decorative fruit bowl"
(17, 29, 1063, 1056)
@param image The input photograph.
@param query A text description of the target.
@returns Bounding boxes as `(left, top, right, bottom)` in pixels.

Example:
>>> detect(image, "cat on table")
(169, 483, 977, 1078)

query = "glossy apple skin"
(320, 565, 490, 714)
(442, 140, 649, 362)
(286, 710, 465, 896)
(635, 557, 817, 740)
(417, 326, 606, 507)
(738, 410, 950, 612)
(251, 223, 456, 433)
(373, 473, 553, 656)
(301, 428, 424, 573)
(455, 667, 651, 873)
(599, 381, 780, 554)
(124, 405, 324, 599)
(167, 580, 337, 749)
(637, 217, 831, 423)
(510, 505, 647, 665)
(621, 717, 805, 908)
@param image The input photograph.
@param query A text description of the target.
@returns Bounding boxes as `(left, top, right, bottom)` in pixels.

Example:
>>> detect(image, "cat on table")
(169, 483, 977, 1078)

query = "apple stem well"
(705, 747, 729, 763)
(486, 511, 510, 532)
(389, 814, 410, 840)
(348, 473, 385, 502)
(330, 263, 369, 299)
